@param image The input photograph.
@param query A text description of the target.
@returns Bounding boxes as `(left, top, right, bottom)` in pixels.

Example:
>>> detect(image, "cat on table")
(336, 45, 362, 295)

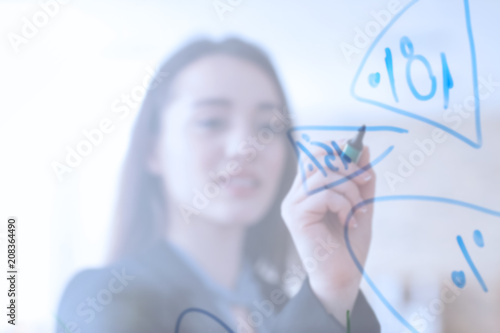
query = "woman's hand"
(281, 143, 376, 326)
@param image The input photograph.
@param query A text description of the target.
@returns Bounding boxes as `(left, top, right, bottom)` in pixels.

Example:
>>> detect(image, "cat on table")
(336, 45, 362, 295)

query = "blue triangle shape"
(351, 0, 481, 148)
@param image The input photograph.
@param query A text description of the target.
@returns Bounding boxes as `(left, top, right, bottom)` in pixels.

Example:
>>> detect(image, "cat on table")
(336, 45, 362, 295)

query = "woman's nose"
(224, 120, 256, 160)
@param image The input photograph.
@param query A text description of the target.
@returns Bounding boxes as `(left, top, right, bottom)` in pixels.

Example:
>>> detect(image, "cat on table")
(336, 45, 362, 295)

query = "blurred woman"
(55, 37, 379, 333)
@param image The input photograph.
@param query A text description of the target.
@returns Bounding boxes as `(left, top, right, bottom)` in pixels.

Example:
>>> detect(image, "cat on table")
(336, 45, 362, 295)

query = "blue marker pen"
(342, 125, 366, 164)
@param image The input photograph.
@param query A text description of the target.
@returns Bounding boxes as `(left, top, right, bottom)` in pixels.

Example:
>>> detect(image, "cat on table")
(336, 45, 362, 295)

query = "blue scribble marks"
(473, 229, 484, 247)
(384, 48, 398, 102)
(287, 126, 407, 196)
(344, 196, 500, 333)
(310, 140, 342, 172)
(451, 270, 466, 288)
(295, 137, 350, 178)
(453, 230, 488, 292)
(295, 140, 327, 177)
(351, 0, 482, 148)
(441, 52, 454, 109)
(368, 72, 380, 87)
(400, 36, 437, 101)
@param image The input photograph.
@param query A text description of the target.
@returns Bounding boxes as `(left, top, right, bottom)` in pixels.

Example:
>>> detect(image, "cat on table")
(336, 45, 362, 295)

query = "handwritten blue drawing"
(351, 0, 481, 148)
(368, 72, 381, 87)
(451, 270, 466, 289)
(175, 307, 234, 333)
(473, 229, 484, 247)
(453, 229, 488, 292)
(287, 126, 408, 196)
(343, 196, 500, 333)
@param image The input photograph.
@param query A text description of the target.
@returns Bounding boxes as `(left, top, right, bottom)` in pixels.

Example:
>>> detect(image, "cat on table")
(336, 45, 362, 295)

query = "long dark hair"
(107, 36, 297, 281)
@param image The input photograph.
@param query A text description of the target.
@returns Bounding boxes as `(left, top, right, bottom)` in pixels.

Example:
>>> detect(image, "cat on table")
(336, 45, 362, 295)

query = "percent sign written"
(451, 229, 488, 292)
(368, 35, 454, 109)
(288, 126, 406, 196)
(296, 133, 352, 176)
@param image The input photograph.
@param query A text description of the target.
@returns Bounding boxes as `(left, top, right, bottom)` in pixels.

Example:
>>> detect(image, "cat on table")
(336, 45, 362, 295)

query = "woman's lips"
(225, 176, 260, 196)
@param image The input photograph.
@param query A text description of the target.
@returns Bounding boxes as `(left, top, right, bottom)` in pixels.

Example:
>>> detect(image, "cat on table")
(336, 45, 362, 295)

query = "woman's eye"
(196, 118, 226, 130)
(257, 123, 273, 131)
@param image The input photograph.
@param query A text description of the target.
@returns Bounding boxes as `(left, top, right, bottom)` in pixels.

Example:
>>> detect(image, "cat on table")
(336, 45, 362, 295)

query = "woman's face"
(150, 54, 288, 226)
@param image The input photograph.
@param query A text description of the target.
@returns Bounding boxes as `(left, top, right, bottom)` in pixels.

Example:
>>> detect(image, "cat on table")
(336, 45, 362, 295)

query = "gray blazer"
(55, 239, 380, 332)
